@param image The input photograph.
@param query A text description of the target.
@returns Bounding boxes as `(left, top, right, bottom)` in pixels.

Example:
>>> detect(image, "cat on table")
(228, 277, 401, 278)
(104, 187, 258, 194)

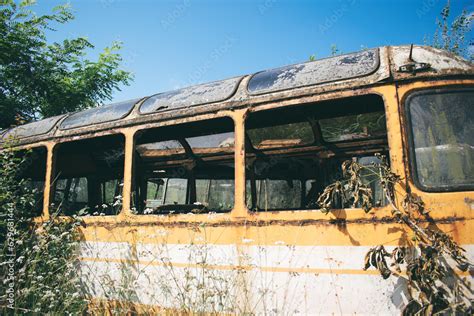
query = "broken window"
(245, 94, 388, 211)
(12, 147, 47, 217)
(52, 134, 125, 216)
(133, 117, 235, 214)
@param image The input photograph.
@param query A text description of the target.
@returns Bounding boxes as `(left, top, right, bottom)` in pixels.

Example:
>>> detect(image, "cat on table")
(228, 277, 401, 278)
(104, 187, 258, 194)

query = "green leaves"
(0, 0, 133, 128)
(0, 141, 86, 313)
(431, 1, 473, 60)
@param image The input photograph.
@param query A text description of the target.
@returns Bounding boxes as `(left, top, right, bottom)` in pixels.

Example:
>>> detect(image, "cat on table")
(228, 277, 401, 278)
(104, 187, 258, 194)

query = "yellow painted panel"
(79, 218, 474, 246)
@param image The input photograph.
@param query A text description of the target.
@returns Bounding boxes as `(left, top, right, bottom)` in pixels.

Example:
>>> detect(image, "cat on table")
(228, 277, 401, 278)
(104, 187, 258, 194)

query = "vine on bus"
(316, 154, 473, 315)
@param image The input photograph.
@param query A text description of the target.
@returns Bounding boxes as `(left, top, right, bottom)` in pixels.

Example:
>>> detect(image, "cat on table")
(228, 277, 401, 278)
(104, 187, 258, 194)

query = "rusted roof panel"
(1, 115, 65, 140)
(60, 98, 141, 130)
(391, 46, 474, 79)
(2, 46, 472, 148)
(139, 77, 243, 114)
(248, 49, 380, 95)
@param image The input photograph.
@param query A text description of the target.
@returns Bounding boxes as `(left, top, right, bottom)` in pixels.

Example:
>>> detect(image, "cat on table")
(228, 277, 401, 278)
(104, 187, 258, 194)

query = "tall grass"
(0, 142, 86, 314)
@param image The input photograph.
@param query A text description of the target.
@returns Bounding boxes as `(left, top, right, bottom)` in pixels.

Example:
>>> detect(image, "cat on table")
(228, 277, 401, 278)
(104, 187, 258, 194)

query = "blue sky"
(34, 0, 473, 103)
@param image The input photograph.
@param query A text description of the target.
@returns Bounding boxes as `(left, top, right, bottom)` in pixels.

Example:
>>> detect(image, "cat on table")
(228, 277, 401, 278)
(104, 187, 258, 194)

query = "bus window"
(246, 179, 302, 210)
(163, 178, 188, 205)
(133, 117, 235, 214)
(245, 94, 388, 211)
(53, 177, 89, 211)
(406, 88, 474, 191)
(11, 147, 47, 217)
(319, 112, 386, 142)
(52, 134, 125, 216)
(207, 179, 234, 210)
(145, 178, 166, 208)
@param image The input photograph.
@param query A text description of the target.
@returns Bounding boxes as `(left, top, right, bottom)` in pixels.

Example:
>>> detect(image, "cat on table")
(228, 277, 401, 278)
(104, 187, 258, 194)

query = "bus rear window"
(406, 88, 474, 191)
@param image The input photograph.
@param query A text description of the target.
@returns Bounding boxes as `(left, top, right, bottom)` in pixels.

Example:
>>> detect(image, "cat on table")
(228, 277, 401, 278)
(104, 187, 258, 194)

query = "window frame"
(35, 88, 400, 220)
(404, 86, 474, 193)
(10, 145, 49, 217)
(50, 132, 127, 217)
(131, 116, 237, 215)
(244, 92, 391, 213)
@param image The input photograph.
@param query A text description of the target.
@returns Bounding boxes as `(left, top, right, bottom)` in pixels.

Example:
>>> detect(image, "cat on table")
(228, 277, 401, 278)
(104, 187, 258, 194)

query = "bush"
(0, 142, 86, 314)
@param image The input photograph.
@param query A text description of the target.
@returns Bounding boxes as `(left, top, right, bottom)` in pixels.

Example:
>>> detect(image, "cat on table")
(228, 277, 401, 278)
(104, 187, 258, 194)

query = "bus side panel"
(78, 218, 474, 314)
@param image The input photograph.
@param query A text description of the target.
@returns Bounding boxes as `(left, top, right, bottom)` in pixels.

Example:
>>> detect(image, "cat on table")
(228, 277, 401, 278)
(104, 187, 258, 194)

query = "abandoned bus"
(1, 45, 473, 314)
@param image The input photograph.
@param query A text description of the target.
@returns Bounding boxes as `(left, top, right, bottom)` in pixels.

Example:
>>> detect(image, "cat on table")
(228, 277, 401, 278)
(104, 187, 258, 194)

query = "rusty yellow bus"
(1, 45, 473, 314)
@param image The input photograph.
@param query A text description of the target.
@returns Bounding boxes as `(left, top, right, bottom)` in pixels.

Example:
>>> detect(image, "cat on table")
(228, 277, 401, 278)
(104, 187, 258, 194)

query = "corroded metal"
(139, 76, 243, 114)
(1, 115, 65, 141)
(247, 49, 380, 94)
(73, 215, 467, 229)
(1, 45, 470, 314)
(0, 45, 472, 149)
(60, 98, 142, 130)
(390, 45, 474, 80)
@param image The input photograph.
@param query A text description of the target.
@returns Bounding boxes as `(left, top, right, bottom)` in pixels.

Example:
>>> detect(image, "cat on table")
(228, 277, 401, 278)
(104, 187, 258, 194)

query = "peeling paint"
(60, 98, 142, 130)
(1, 45, 472, 148)
(248, 49, 380, 94)
(139, 76, 243, 114)
(1, 115, 65, 140)
(465, 198, 474, 210)
(77, 215, 466, 230)
(391, 45, 474, 80)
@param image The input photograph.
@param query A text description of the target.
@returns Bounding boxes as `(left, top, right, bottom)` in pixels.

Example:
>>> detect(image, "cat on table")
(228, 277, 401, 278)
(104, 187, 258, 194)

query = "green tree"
(0, 0, 133, 129)
(430, 0, 473, 60)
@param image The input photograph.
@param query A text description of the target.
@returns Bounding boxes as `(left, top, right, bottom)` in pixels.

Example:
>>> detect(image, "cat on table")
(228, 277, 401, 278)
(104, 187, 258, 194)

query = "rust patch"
(80, 215, 466, 230)
(464, 198, 474, 210)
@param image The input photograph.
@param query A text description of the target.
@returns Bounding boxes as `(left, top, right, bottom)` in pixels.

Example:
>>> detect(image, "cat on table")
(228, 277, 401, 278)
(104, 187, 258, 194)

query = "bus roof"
(1, 45, 473, 146)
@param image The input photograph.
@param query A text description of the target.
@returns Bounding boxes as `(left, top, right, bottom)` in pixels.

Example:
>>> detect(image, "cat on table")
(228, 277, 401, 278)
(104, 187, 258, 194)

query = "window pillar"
(43, 142, 54, 219)
(121, 128, 136, 216)
(232, 109, 248, 218)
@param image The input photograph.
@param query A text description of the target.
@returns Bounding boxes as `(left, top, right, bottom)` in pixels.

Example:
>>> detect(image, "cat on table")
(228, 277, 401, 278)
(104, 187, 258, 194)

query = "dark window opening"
(13, 147, 47, 217)
(52, 134, 125, 216)
(406, 88, 474, 191)
(245, 94, 388, 211)
(133, 118, 235, 214)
